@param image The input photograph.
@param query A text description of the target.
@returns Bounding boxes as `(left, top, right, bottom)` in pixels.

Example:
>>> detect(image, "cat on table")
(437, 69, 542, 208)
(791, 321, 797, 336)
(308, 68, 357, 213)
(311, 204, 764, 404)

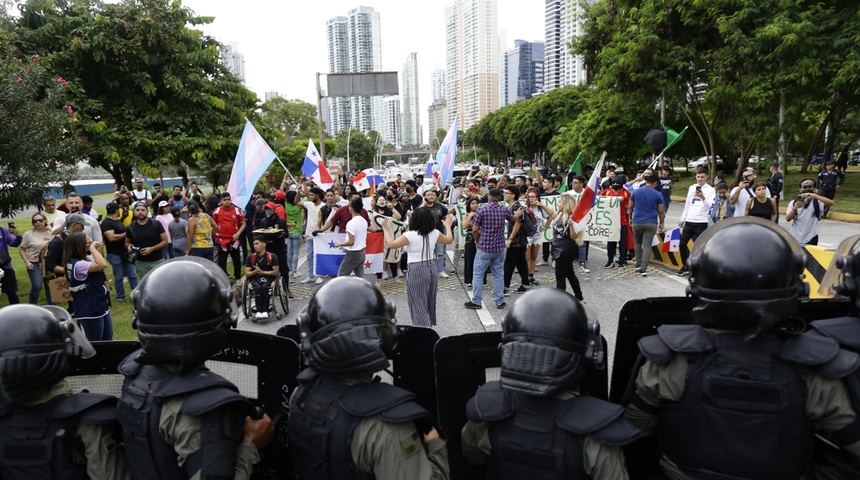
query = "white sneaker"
(439, 271, 450, 278)
(579, 263, 591, 274)
(261, 311, 269, 319)
(300, 277, 314, 284)
(314, 277, 324, 285)
(536, 260, 547, 266)
(254, 312, 263, 319)
(291, 271, 301, 278)
(382, 272, 391, 280)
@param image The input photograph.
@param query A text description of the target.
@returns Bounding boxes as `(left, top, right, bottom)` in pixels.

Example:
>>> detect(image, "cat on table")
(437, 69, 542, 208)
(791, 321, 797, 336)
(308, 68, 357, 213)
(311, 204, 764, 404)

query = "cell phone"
(695, 186, 702, 192)
(742, 175, 749, 182)
(7, 222, 14, 230)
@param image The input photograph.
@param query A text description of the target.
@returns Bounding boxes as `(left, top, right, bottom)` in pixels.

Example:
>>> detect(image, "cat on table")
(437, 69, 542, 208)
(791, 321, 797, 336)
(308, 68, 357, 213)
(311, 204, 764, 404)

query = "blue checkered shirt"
(472, 201, 513, 253)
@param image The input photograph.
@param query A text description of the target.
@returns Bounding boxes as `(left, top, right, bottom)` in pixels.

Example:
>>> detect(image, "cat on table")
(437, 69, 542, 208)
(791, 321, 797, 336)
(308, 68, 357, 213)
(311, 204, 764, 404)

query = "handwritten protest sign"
(369, 211, 407, 263)
(582, 196, 621, 242)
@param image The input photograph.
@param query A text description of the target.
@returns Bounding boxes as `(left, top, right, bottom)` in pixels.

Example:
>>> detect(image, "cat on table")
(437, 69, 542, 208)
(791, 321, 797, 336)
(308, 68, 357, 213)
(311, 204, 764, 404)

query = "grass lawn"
(669, 166, 860, 214)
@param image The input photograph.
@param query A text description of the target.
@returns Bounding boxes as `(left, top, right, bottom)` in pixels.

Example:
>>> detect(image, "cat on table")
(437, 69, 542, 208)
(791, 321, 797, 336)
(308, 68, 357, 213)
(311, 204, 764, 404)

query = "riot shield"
(610, 297, 857, 479)
(276, 324, 440, 418)
(68, 330, 302, 480)
(435, 331, 609, 480)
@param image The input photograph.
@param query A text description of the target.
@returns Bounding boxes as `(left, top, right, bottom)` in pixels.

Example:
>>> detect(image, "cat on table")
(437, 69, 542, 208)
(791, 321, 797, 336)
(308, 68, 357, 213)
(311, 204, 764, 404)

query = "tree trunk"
(777, 92, 786, 173)
(802, 115, 829, 173)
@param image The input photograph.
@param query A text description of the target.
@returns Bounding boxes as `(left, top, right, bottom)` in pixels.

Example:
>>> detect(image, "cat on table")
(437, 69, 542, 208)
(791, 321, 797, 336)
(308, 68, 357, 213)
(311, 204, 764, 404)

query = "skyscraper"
(380, 96, 402, 147)
(264, 91, 281, 102)
(502, 40, 545, 106)
(428, 101, 448, 146)
(431, 68, 446, 103)
(402, 53, 421, 147)
(325, 7, 383, 136)
(544, 0, 588, 91)
(445, 0, 499, 131)
(220, 42, 245, 83)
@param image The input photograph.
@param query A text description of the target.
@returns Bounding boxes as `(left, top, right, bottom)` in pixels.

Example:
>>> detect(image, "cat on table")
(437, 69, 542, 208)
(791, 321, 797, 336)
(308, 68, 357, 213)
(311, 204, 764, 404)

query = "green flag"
(558, 152, 582, 193)
(662, 124, 687, 153)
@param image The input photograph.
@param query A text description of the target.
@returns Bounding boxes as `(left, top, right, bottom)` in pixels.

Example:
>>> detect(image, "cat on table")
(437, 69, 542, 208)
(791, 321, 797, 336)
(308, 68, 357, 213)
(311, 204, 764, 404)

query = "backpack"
(519, 206, 538, 237)
(250, 251, 273, 266)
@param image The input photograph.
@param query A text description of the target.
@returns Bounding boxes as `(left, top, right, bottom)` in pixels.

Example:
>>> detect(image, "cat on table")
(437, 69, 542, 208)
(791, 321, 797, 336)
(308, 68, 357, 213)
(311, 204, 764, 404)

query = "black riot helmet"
(0, 304, 94, 405)
(819, 234, 860, 312)
(687, 217, 807, 339)
(131, 257, 236, 373)
(501, 288, 603, 396)
(298, 277, 397, 376)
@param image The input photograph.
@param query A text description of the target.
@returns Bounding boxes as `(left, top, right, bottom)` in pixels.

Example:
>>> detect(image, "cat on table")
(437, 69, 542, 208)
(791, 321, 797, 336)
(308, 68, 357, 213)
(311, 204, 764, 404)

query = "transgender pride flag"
(227, 120, 278, 211)
(313, 232, 385, 276)
(436, 115, 459, 187)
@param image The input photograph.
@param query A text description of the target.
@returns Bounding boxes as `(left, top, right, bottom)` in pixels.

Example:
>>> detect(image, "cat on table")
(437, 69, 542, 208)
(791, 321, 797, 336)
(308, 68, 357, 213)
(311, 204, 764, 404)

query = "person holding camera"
(125, 201, 168, 279)
(785, 178, 834, 246)
(730, 167, 770, 217)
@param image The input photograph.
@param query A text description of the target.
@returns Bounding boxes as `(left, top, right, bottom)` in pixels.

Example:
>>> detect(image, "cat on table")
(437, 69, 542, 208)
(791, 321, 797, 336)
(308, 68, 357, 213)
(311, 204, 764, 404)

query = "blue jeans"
(78, 312, 113, 341)
(189, 248, 215, 261)
(471, 249, 505, 306)
(287, 235, 301, 272)
(162, 244, 175, 260)
(434, 241, 446, 272)
(26, 261, 50, 304)
(106, 253, 139, 301)
(306, 237, 316, 278)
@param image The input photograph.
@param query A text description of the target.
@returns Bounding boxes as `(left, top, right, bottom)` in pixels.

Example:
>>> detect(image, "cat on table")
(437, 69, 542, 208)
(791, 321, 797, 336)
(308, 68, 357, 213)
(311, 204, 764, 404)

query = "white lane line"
(447, 250, 496, 327)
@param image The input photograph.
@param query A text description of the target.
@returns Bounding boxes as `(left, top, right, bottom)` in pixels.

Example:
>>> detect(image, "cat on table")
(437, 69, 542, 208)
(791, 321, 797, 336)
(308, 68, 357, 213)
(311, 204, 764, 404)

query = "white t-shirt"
(680, 184, 716, 224)
(731, 185, 771, 217)
(787, 199, 823, 245)
(303, 201, 323, 232)
(402, 230, 441, 263)
(345, 216, 367, 251)
(52, 212, 103, 243)
(131, 189, 152, 202)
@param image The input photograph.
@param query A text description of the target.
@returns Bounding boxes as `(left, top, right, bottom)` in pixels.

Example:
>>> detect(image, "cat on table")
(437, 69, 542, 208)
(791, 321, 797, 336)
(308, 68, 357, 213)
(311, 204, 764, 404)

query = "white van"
(384, 160, 397, 169)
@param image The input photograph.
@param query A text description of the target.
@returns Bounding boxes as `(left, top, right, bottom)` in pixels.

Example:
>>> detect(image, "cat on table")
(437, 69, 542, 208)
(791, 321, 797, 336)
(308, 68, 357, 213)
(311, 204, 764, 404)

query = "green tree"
(14, 0, 257, 188)
(335, 129, 375, 172)
(0, 32, 79, 216)
(259, 97, 318, 148)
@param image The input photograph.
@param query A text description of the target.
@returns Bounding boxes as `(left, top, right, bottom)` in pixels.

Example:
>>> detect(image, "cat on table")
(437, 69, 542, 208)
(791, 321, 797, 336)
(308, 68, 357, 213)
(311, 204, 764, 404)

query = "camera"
(796, 195, 804, 204)
(743, 175, 749, 182)
(127, 245, 140, 263)
(471, 165, 479, 171)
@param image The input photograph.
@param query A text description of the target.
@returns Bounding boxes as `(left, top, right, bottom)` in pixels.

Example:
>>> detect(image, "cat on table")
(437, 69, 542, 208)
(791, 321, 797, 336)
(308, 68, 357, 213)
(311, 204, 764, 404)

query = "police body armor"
(812, 317, 860, 447)
(638, 324, 857, 480)
(0, 392, 117, 480)
(117, 351, 255, 480)
(466, 381, 639, 480)
(288, 369, 432, 480)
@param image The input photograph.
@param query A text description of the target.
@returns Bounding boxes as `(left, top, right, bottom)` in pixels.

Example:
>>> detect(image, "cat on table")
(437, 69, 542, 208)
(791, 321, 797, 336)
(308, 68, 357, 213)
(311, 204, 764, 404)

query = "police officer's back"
(461, 288, 639, 479)
(0, 304, 128, 479)
(625, 217, 860, 480)
(288, 277, 449, 479)
(117, 257, 273, 480)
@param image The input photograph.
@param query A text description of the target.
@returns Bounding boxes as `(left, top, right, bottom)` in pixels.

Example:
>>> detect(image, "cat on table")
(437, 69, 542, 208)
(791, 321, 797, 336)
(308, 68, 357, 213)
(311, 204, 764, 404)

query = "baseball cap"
(770, 162, 779, 168)
(826, 158, 836, 165)
(105, 202, 119, 213)
(275, 190, 286, 201)
(266, 201, 278, 210)
(255, 198, 266, 208)
(65, 213, 86, 226)
(132, 201, 148, 210)
(158, 200, 168, 208)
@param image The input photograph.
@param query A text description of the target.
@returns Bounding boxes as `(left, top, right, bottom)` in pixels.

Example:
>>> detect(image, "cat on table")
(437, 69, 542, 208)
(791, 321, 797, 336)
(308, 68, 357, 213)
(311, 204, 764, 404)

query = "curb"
(669, 195, 860, 223)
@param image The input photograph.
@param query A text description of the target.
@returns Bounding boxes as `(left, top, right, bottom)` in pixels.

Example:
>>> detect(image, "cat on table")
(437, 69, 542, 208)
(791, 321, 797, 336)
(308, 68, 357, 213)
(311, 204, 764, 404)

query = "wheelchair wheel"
(241, 280, 256, 322)
(277, 276, 290, 316)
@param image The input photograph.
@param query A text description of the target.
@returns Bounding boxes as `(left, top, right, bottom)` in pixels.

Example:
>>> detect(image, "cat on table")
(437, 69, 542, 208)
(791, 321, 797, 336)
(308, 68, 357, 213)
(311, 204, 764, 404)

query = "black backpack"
(519, 206, 538, 237)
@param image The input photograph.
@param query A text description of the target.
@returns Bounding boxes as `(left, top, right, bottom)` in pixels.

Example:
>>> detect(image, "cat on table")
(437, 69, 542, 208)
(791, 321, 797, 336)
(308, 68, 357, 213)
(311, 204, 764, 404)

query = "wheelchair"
(240, 274, 290, 322)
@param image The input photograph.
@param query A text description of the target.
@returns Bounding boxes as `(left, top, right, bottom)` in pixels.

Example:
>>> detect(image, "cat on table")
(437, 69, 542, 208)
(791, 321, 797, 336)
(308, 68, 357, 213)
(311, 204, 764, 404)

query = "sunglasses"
(33, 219, 45, 223)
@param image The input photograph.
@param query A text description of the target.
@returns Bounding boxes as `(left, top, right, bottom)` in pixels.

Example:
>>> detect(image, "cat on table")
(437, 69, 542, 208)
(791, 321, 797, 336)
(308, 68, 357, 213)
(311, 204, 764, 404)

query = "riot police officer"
(625, 217, 860, 479)
(288, 277, 450, 479)
(461, 288, 639, 479)
(117, 257, 273, 480)
(811, 234, 860, 479)
(0, 304, 129, 479)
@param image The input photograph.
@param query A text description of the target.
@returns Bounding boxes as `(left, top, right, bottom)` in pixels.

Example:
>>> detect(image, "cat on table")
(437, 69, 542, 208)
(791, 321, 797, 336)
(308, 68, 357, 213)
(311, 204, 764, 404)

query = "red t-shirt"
(599, 187, 631, 226)
(211, 205, 245, 245)
(329, 205, 370, 233)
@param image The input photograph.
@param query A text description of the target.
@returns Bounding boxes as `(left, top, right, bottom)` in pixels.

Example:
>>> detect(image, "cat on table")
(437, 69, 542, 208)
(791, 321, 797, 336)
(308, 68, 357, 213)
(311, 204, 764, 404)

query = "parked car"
(687, 156, 723, 169)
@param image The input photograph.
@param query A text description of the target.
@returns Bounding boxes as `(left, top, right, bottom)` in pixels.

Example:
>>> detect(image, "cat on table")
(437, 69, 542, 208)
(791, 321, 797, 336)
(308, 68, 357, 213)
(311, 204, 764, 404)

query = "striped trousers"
(406, 259, 438, 327)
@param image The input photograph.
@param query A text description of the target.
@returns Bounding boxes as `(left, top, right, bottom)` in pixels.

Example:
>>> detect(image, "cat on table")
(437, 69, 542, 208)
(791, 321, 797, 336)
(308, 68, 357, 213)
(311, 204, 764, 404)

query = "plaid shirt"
(472, 201, 512, 253)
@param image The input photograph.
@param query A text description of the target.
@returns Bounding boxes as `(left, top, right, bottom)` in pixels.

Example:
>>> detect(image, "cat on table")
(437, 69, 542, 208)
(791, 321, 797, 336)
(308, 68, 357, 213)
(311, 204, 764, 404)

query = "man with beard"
(125, 201, 168, 279)
(51, 192, 103, 244)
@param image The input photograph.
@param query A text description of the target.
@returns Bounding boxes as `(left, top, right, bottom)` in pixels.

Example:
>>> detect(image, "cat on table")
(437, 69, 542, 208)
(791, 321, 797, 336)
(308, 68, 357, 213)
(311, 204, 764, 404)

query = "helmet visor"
(43, 305, 96, 359)
(819, 235, 860, 298)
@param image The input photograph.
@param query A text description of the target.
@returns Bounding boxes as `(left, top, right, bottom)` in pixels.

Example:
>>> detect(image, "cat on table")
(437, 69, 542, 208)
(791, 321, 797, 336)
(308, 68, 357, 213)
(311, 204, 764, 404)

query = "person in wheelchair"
(461, 288, 639, 479)
(625, 218, 860, 480)
(0, 304, 129, 479)
(245, 237, 280, 320)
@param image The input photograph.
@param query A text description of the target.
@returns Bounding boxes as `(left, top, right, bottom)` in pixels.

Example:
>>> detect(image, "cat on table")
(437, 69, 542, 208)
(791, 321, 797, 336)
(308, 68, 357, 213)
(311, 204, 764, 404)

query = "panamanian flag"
(662, 228, 681, 253)
(313, 232, 384, 276)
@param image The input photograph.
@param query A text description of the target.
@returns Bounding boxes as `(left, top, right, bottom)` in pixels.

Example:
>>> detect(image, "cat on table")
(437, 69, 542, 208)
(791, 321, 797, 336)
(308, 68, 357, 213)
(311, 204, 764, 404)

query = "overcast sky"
(180, 0, 545, 140)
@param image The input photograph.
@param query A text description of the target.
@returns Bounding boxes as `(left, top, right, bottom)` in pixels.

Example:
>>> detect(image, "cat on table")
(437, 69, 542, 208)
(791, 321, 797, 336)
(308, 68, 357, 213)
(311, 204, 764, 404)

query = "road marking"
(447, 250, 496, 327)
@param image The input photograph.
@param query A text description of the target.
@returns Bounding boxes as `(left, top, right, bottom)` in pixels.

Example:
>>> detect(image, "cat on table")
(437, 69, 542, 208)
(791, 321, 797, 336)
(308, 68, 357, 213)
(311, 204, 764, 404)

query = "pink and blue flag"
(227, 120, 278, 211)
(436, 115, 459, 186)
(301, 139, 333, 189)
(312, 232, 385, 276)
(571, 156, 605, 224)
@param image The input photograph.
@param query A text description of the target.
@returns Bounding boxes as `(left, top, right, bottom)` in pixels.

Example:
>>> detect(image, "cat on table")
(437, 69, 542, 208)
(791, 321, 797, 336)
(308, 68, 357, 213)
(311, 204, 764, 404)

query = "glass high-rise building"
(402, 53, 422, 147)
(220, 42, 245, 83)
(445, 0, 499, 131)
(544, 0, 588, 91)
(502, 40, 545, 106)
